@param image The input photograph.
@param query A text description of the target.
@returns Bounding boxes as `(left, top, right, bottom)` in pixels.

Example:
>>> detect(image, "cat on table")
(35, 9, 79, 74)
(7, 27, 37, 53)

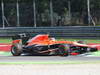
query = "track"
(0, 55, 99, 63)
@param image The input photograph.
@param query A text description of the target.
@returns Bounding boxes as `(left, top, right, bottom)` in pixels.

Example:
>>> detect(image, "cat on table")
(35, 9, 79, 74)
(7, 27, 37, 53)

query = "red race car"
(11, 33, 98, 56)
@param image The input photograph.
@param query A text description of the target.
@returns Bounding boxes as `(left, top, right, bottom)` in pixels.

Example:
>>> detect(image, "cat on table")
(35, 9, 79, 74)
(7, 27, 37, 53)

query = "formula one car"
(11, 33, 98, 56)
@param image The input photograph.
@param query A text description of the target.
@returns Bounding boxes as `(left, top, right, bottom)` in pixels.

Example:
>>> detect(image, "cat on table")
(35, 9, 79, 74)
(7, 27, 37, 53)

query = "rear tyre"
(56, 44, 69, 56)
(11, 43, 22, 56)
(87, 47, 98, 52)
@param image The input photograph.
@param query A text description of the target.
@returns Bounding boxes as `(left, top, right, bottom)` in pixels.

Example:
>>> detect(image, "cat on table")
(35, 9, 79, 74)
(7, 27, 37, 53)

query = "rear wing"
(12, 33, 30, 45)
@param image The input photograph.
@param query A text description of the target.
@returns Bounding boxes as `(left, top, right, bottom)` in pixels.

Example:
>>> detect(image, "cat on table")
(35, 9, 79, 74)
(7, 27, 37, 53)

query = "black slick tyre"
(56, 44, 69, 56)
(11, 43, 22, 56)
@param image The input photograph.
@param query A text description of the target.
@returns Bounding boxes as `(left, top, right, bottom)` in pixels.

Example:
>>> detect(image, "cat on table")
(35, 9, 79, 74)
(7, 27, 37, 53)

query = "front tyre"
(11, 44, 22, 56)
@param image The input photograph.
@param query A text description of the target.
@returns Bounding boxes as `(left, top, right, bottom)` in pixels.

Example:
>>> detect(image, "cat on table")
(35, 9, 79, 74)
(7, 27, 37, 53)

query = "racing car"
(11, 33, 98, 56)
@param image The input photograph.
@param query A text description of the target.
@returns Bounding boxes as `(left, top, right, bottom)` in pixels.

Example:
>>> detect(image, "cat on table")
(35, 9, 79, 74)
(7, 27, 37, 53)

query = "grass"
(91, 51, 100, 56)
(0, 52, 11, 56)
(0, 38, 100, 44)
(57, 38, 100, 44)
(0, 61, 100, 65)
(0, 38, 12, 44)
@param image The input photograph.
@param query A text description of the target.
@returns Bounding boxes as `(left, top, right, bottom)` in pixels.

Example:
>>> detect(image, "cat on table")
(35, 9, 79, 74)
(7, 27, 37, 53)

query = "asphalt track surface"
(0, 55, 100, 75)
(0, 55, 100, 63)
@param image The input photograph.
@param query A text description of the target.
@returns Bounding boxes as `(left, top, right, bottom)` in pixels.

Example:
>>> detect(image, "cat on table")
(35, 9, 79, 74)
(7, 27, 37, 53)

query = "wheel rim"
(11, 44, 22, 56)
(11, 46, 18, 55)
(58, 44, 69, 56)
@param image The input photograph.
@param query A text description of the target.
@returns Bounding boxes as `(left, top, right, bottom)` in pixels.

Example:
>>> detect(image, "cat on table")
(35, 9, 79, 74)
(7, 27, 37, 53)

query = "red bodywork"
(12, 34, 97, 48)
(27, 34, 74, 46)
(27, 34, 94, 48)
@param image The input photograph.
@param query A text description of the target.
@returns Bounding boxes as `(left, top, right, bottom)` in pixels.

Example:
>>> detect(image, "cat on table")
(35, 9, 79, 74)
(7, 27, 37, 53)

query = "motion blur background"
(0, 0, 100, 27)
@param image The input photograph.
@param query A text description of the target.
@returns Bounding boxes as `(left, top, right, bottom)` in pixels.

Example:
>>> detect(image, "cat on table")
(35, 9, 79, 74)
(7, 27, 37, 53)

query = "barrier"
(0, 26, 100, 39)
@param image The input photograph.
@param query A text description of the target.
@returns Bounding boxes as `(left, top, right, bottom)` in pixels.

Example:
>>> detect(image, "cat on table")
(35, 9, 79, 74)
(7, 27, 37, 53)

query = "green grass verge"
(57, 38, 100, 44)
(0, 38, 12, 43)
(91, 51, 100, 56)
(0, 61, 100, 65)
(0, 52, 11, 56)
(0, 38, 100, 44)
